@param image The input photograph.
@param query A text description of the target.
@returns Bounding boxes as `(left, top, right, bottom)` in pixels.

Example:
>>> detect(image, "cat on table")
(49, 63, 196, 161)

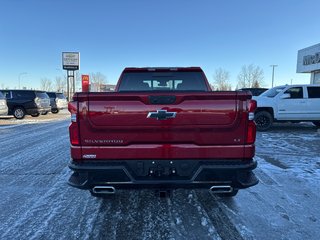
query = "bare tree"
(213, 68, 232, 91)
(55, 76, 66, 92)
(237, 64, 264, 88)
(90, 72, 107, 92)
(40, 78, 53, 91)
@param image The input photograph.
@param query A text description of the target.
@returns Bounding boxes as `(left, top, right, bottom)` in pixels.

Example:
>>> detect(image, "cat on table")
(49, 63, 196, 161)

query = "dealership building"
(297, 43, 320, 84)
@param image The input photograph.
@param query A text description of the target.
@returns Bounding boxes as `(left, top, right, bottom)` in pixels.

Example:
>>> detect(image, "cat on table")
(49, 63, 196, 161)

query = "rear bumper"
(52, 103, 67, 111)
(26, 107, 51, 115)
(68, 159, 258, 190)
(57, 103, 68, 109)
(0, 107, 8, 116)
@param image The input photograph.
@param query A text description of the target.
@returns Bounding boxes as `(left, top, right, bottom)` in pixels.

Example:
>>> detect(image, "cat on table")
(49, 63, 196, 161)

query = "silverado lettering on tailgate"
(84, 139, 124, 144)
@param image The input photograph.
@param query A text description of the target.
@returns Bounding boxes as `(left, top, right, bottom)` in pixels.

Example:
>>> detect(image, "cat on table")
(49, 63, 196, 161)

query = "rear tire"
(13, 107, 26, 119)
(51, 109, 59, 114)
(312, 121, 320, 127)
(31, 113, 40, 117)
(255, 111, 273, 131)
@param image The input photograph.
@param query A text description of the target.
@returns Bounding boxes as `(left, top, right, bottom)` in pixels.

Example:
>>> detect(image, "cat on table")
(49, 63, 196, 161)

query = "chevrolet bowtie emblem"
(147, 110, 177, 120)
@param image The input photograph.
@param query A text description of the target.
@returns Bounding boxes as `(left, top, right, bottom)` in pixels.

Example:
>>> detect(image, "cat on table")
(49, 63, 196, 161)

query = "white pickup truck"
(253, 84, 320, 131)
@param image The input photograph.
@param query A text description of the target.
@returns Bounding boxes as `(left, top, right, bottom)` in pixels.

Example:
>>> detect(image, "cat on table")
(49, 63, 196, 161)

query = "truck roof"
(275, 84, 320, 88)
(123, 67, 203, 72)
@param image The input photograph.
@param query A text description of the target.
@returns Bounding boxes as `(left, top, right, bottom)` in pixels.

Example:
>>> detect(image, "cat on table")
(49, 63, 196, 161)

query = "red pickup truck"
(68, 67, 258, 197)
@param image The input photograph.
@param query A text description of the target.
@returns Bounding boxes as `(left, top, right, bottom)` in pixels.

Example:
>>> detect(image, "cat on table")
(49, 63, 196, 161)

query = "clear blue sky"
(1, 0, 319, 90)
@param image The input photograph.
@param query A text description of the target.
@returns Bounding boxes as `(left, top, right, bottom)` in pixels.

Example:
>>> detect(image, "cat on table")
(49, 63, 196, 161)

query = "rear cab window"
(118, 71, 208, 92)
(36, 92, 49, 99)
(307, 87, 320, 98)
(12, 91, 35, 99)
(0, 91, 5, 99)
(1, 91, 12, 99)
(47, 92, 55, 98)
(56, 93, 66, 99)
(284, 87, 303, 99)
(261, 86, 286, 98)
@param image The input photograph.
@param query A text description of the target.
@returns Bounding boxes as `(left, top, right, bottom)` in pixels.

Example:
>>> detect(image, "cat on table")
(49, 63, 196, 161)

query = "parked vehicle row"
(253, 84, 320, 131)
(46, 92, 68, 114)
(0, 90, 67, 119)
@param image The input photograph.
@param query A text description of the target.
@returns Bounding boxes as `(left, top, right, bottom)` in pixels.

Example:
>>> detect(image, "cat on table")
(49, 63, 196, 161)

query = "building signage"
(82, 75, 89, 92)
(303, 52, 320, 65)
(62, 52, 80, 70)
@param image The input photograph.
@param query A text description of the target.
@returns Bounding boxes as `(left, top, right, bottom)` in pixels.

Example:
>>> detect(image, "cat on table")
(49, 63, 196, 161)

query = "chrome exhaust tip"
(210, 185, 233, 193)
(92, 186, 116, 194)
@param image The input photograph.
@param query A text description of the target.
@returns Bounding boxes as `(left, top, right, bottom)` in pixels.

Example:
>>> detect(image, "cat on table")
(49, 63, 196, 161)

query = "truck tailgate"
(75, 92, 251, 159)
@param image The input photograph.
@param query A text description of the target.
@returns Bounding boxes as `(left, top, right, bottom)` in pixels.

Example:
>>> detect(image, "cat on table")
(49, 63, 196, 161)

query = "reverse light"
(248, 100, 257, 115)
(71, 113, 77, 122)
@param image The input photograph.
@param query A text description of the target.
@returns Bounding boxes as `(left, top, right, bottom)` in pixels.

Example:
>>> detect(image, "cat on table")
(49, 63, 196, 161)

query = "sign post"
(62, 52, 80, 100)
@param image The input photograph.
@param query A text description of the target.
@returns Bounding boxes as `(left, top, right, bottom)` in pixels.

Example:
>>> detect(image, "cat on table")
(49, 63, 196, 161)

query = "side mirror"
(280, 93, 291, 99)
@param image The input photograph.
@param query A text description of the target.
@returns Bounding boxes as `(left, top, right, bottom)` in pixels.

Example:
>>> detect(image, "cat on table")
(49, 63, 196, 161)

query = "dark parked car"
(46, 92, 68, 113)
(0, 90, 51, 119)
(0, 91, 8, 116)
(239, 88, 268, 96)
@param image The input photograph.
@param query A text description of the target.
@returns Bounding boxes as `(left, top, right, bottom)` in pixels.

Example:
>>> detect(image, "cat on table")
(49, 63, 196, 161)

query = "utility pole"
(270, 65, 278, 88)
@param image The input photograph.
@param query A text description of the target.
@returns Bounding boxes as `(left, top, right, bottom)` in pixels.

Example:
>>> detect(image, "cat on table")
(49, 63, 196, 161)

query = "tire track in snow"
(0, 121, 69, 170)
(195, 190, 244, 240)
(1, 167, 103, 240)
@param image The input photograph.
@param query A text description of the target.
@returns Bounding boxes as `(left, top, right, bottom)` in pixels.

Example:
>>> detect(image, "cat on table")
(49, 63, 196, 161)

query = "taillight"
(69, 122, 79, 145)
(69, 102, 80, 145)
(34, 97, 41, 106)
(247, 121, 256, 144)
(246, 100, 257, 144)
(248, 99, 257, 115)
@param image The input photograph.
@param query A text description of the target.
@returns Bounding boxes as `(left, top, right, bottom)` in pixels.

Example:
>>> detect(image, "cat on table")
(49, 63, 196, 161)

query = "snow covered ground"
(0, 120, 319, 240)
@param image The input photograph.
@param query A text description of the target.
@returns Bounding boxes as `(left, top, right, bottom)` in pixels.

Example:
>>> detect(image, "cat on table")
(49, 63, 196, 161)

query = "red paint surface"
(69, 68, 256, 161)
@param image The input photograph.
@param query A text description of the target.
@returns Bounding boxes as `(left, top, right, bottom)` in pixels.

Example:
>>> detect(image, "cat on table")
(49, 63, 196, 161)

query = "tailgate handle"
(149, 95, 176, 104)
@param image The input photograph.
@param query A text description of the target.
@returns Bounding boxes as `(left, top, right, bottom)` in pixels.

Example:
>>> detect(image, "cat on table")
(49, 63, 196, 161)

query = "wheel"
(41, 111, 48, 115)
(31, 113, 40, 117)
(254, 111, 273, 131)
(51, 109, 59, 114)
(217, 190, 239, 198)
(312, 121, 320, 127)
(13, 107, 26, 119)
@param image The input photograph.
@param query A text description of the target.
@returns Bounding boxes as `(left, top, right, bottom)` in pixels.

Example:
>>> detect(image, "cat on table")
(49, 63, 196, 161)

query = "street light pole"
(18, 72, 27, 89)
(270, 65, 278, 88)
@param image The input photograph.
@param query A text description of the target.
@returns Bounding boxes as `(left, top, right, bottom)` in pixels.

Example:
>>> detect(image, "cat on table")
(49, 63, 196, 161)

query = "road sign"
(62, 52, 80, 70)
(82, 75, 89, 92)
